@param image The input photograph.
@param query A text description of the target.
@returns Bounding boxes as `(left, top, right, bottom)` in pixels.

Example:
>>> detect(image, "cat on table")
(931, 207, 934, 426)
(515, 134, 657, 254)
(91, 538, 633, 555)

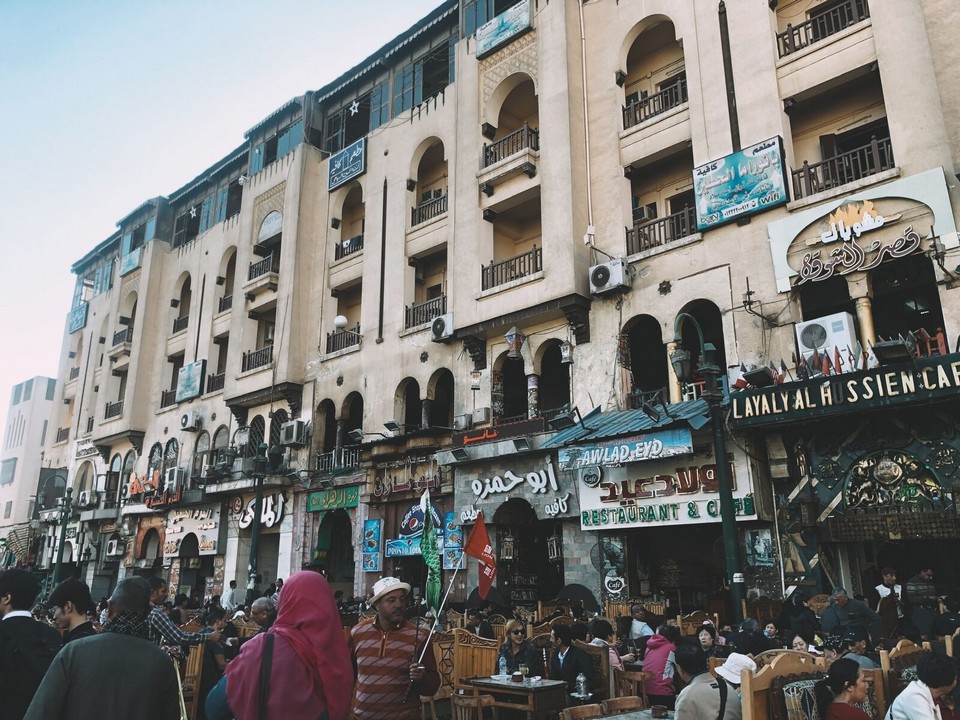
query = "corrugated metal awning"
(542, 399, 712, 448)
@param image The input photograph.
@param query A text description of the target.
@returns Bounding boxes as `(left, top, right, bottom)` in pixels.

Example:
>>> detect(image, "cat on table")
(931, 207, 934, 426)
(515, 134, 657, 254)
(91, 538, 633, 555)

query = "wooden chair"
(421, 686, 453, 720)
(451, 693, 497, 720)
(880, 639, 927, 697)
(181, 618, 204, 634)
(808, 594, 831, 617)
(487, 614, 507, 643)
(741, 650, 824, 720)
(531, 633, 554, 678)
(180, 643, 205, 720)
(601, 696, 646, 714)
(573, 639, 611, 701)
(559, 703, 603, 720)
(446, 610, 464, 629)
(432, 630, 456, 693)
(531, 615, 574, 636)
(613, 667, 650, 705)
(452, 628, 498, 685)
(752, 650, 826, 672)
(677, 610, 719, 636)
(604, 600, 632, 621)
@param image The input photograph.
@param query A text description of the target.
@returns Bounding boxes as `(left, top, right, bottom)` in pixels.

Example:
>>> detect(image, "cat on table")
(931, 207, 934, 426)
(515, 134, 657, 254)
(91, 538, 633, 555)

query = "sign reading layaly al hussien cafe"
(729, 353, 960, 429)
(578, 453, 756, 529)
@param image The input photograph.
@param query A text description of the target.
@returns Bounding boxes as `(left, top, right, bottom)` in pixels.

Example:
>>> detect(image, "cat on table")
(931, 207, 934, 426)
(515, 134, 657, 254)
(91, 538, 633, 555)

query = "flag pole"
(417, 559, 462, 663)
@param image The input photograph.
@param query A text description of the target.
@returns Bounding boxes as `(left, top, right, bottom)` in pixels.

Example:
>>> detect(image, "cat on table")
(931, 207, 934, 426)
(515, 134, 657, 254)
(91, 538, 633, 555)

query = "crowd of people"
(1, 564, 959, 719)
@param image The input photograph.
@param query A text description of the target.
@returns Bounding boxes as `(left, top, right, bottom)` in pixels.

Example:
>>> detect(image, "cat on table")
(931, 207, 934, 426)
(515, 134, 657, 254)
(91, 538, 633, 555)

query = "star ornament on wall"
(349, 100, 360, 116)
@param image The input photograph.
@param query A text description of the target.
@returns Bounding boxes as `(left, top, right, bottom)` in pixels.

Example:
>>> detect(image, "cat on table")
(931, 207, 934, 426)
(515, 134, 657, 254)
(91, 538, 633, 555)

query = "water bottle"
(499, 656, 507, 677)
(575, 673, 587, 697)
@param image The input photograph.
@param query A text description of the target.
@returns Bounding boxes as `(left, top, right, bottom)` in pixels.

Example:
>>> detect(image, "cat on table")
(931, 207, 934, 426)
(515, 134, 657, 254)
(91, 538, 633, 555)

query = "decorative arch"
(192, 431, 211, 481)
(330, 182, 364, 223)
(316, 399, 337, 453)
(73, 461, 95, 496)
(147, 443, 164, 487)
(212, 425, 229, 457)
(618, 14, 679, 72)
(394, 378, 422, 432)
(178, 533, 200, 558)
(491, 350, 528, 422)
(410, 136, 447, 179)
(119, 291, 138, 327)
(341, 392, 364, 433)
(676, 299, 727, 377)
(622, 314, 668, 399)
(269, 408, 289, 447)
(163, 438, 180, 473)
(428, 368, 454, 428)
(247, 415, 266, 456)
(219, 247, 238, 298)
(107, 453, 122, 501)
(483, 71, 538, 131)
(258, 211, 283, 244)
(140, 528, 161, 560)
(534, 339, 570, 416)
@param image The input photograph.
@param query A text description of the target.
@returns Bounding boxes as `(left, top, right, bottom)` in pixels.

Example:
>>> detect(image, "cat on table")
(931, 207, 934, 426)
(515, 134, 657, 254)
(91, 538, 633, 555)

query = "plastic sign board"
(328, 138, 366, 191)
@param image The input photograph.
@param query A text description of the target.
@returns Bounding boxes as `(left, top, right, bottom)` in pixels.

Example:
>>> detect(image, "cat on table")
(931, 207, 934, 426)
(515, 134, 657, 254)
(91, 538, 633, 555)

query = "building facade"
(33, 0, 960, 614)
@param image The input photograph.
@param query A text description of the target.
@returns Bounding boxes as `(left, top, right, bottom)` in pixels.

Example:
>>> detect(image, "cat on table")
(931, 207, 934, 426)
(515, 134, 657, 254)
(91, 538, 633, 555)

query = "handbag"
(258, 633, 275, 720)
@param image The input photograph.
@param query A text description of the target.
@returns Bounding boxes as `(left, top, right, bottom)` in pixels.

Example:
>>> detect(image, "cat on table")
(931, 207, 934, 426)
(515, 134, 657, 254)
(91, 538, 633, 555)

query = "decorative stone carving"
(480, 30, 538, 108)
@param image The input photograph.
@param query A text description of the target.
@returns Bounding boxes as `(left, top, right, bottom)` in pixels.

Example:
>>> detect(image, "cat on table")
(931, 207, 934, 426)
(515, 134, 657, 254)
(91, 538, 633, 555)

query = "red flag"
(464, 512, 497, 600)
(834, 346, 843, 374)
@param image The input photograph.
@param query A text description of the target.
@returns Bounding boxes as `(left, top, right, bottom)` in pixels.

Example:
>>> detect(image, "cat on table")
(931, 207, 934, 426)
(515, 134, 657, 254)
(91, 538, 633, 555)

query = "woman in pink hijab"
(206, 571, 352, 720)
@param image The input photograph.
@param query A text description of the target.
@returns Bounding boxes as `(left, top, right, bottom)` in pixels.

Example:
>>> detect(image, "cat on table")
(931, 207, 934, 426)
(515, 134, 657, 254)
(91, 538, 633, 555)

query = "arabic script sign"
(163, 504, 221, 558)
(307, 486, 359, 512)
(233, 493, 286, 529)
(471, 461, 558, 500)
(373, 466, 442, 498)
(557, 429, 693, 470)
(328, 138, 366, 191)
(694, 136, 788, 230)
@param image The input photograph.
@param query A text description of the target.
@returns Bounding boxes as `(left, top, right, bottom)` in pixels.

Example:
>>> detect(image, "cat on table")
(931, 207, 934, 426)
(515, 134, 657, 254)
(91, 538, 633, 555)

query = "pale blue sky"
(0, 0, 442, 433)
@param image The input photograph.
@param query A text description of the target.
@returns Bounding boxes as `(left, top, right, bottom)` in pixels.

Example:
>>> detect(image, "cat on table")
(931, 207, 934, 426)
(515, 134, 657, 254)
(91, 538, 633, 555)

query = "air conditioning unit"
(163, 467, 185, 494)
(76, 490, 95, 509)
(431, 313, 454, 343)
(180, 409, 202, 432)
(281, 419, 307, 447)
(795, 312, 857, 361)
(589, 258, 632, 296)
(454, 414, 473, 431)
(106, 539, 124, 557)
(472, 407, 491, 425)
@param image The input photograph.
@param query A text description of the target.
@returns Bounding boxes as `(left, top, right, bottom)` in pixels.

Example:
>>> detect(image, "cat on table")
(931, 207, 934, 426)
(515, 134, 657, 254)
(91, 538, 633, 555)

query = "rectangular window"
(369, 82, 390, 131)
(198, 195, 215, 234)
(393, 63, 423, 115)
(325, 110, 345, 155)
(12, 384, 22, 405)
(40, 419, 48, 446)
(45, 378, 55, 401)
(173, 214, 188, 247)
(0, 458, 15, 486)
(23, 379, 32, 401)
(250, 143, 265, 175)
(3, 501, 11, 519)
(215, 186, 229, 224)
(225, 178, 243, 219)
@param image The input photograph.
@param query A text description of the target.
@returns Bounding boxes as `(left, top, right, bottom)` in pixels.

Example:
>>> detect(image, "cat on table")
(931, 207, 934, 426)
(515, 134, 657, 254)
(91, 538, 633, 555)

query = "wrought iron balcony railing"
(623, 77, 688, 130)
(482, 124, 539, 168)
(776, 0, 870, 58)
(241, 345, 273, 372)
(481, 246, 542, 291)
(626, 207, 697, 255)
(405, 295, 447, 329)
(791, 136, 893, 200)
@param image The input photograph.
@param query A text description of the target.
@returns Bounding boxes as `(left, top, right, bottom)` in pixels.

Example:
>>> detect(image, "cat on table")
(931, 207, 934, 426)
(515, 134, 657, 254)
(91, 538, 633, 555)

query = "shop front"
(225, 489, 292, 596)
(454, 451, 583, 609)
(126, 515, 165, 579)
(304, 485, 361, 598)
(363, 459, 454, 601)
(163, 503, 226, 604)
(567, 428, 770, 619)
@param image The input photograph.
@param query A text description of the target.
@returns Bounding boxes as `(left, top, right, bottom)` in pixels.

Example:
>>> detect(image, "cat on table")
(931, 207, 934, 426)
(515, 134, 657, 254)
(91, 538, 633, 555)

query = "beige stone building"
(34, 0, 960, 613)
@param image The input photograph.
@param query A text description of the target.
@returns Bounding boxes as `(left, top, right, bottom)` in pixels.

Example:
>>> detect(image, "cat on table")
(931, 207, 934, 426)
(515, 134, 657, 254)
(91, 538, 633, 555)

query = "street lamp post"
(52, 487, 73, 587)
(246, 442, 285, 606)
(670, 313, 745, 624)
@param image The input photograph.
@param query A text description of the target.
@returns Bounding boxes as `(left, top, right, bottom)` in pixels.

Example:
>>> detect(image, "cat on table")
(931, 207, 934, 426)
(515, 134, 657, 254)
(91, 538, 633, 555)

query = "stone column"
(421, 398, 433, 429)
(666, 341, 682, 404)
(526, 374, 539, 419)
(855, 297, 876, 349)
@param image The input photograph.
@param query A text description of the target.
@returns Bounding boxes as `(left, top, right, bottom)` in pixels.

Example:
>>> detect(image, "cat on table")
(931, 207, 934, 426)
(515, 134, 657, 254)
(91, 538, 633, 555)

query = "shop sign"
(443, 512, 464, 570)
(307, 486, 359, 512)
(578, 455, 756, 530)
(730, 353, 960, 428)
(768, 167, 959, 292)
(452, 417, 546, 448)
(328, 137, 366, 191)
(75, 440, 101, 459)
(373, 464, 442, 498)
(175, 359, 206, 403)
(232, 492, 286, 529)
(163, 505, 221, 558)
(471, 460, 559, 500)
(557, 429, 693, 470)
(694, 136, 788, 230)
(476, 0, 531, 59)
(362, 519, 382, 572)
(385, 501, 443, 558)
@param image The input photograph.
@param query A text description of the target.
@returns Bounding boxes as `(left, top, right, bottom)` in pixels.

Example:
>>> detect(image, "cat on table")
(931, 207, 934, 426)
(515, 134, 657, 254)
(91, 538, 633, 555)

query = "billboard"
(328, 138, 366, 191)
(476, 0, 531, 59)
(694, 136, 789, 231)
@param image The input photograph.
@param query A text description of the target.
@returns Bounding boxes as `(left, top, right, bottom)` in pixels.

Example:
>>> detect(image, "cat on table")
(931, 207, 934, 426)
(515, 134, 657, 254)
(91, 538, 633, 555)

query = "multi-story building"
(36, 0, 960, 614)
(0, 377, 56, 568)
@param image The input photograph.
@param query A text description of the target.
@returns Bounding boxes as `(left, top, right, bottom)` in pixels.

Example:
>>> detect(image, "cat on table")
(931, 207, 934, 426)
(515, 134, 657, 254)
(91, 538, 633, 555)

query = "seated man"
(549, 623, 592, 692)
(464, 607, 494, 639)
(841, 630, 879, 669)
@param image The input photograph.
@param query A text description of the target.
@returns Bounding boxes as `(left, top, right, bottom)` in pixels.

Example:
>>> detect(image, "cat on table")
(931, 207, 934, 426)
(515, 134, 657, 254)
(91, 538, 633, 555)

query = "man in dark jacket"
(0, 569, 63, 720)
(465, 607, 495, 639)
(933, 596, 960, 638)
(726, 618, 769, 656)
(24, 577, 180, 720)
(550, 623, 593, 692)
(47, 577, 97, 643)
(821, 587, 882, 644)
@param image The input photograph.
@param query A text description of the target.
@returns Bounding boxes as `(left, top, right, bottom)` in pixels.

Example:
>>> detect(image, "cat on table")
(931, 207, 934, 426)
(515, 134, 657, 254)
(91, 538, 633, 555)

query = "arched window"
(147, 443, 164, 489)
(192, 431, 211, 482)
(107, 454, 122, 506)
(163, 438, 180, 474)
(248, 415, 266, 456)
(213, 425, 229, 463)
(122, 451, 136, 501)
(269, 409, 288, 448)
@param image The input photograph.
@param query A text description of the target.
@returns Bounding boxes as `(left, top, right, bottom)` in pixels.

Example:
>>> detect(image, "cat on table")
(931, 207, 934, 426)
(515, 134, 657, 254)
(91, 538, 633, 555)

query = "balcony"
(325, 325, 361, 354)
(411, 195, 448, 227)
(112, 327, 133, 347)
(55, 427, 70, 444)
(791, 136, 894, 200)
(248, 253, 280, 282)
(405, 295, 447, 330)
(335, 234, 364, 261)
(104, 400, 124, 420)
(316, 446, 361, 474)
(207, 372, 225, 393)
(159, 389, 178, 409)
(482, 124, 539, 169)
(481, 246, 542, 291)
(241, 345, 273, 373)
(172, 315, 189, 335)
(623, 78, 688, 130)
(68, 366, 80, 381)
(626, 207, 697, 256)
(777, 0, 870, 58)
(218, 294, 233, 313)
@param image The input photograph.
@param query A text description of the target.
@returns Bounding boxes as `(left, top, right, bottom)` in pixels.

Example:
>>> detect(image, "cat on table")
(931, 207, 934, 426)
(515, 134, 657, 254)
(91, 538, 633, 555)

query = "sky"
(0, 0, 444, 435)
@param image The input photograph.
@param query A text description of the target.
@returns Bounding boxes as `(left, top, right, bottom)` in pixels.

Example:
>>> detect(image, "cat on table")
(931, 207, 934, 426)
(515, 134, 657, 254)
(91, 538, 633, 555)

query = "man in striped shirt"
(350, 577, 440, 720)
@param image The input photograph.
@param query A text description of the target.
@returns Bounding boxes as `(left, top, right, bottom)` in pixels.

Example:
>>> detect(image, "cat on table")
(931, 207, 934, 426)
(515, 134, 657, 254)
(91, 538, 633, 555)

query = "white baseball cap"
(370, 576, 411, 606)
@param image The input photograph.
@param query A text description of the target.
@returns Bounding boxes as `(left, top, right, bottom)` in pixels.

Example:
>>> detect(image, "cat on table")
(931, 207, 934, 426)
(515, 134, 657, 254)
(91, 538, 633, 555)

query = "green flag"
(420, 490, 441, 615)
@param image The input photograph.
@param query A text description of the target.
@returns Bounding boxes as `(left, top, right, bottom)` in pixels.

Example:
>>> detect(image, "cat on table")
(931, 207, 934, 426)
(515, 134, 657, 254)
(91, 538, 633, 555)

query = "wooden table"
(464, 676, 568, 720)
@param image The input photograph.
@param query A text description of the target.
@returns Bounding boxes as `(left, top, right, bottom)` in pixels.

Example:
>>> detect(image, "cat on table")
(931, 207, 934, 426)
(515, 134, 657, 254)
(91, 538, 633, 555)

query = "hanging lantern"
(504, 326, 526, 360)
(559, 340, 574, 365)
(547, 533, 561, 561)
(470, 370, 482, 391)
(500, 533, 515, 560)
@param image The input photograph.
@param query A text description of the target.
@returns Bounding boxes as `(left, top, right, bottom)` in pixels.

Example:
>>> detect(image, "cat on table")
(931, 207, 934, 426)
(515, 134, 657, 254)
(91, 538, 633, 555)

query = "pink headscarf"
(226, 572, 352, 720)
